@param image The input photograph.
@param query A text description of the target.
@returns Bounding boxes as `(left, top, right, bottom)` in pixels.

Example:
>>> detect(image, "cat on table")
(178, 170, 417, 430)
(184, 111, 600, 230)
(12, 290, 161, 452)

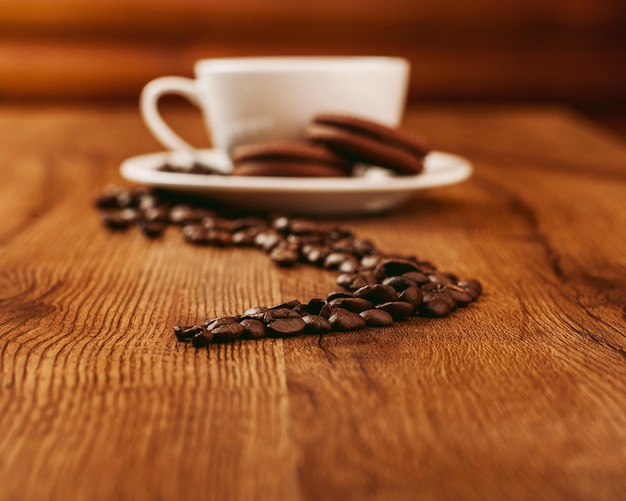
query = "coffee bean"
(302, 244, 331, 265)
(457, 279, 482, 300)
(376, 301, 415, 320)
(328, 308, 366, 331)
(271, 215, 291, 233)
(232, 227, 259, 245)
(182, 224, 209, 244)
(240, 319, 266, 339)
(420, 296, 454, 317)
(360, 254, 382, 269)
(232, 217, 267, 232)
(383, 275, 418, 292)
(328, 297, 373, 313)
(338, 256, 360, 274)
(264, 308, 305, 337)
(143, 205, 169, 223)
(302, 315, 332, 334)
(270, 300, 301, 310)
(173, 324, 204, 342)
(398, 286, 423, 308)
(139, 221, 166, 238)
(101, 210, 131, 230)
(254, 229, 283, 252)
(353, 284, 398, 305)
(402, 271, 430, 285)
(191, 328, 214, 347)
(169, 205, 197, 225)
(293, 299, 331, 318)
(207, 317, 245, 342)
(95, 186, 483, 346)
(327, 291, 353, 302)
(323, 252, 352, 270)
(374, 258, 421, 282)
(443, 285, 474, 306)
(289, 218, 319, 235)
(241, 306, 269, 321)
(360, 309, 394, 327)
(269, 241, 300, 267)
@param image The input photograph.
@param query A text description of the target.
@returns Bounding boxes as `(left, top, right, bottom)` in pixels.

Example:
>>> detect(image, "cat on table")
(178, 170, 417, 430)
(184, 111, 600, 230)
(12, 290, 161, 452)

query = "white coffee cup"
(140, 56, 410, 155)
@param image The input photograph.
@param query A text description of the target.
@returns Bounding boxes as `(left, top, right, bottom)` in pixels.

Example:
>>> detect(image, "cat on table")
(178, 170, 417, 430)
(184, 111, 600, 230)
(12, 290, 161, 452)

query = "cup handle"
(140, 76, 200, 151)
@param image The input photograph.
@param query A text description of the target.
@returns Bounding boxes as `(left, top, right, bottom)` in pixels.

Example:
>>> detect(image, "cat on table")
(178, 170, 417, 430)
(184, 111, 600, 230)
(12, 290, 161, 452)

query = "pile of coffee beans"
(94, 185, 482, 346)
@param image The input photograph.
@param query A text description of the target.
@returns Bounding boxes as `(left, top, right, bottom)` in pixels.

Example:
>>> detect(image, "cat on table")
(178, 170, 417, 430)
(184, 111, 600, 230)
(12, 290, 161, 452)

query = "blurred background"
(1, 0, 625, 135)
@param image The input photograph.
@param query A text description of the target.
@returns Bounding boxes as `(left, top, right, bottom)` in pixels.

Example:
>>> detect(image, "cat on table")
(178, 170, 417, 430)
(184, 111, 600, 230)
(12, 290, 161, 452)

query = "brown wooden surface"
(1, 0, 626, 105)
(1, 103, 626, 500)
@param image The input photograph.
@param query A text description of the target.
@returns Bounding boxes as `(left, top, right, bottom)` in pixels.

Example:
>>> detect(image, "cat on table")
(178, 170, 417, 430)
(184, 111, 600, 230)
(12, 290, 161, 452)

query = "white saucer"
(120, 149, 472, 215)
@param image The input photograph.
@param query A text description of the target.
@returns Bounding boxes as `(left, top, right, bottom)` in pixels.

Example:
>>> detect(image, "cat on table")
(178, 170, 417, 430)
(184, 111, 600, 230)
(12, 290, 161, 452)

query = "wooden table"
(1, 103, 625, 500)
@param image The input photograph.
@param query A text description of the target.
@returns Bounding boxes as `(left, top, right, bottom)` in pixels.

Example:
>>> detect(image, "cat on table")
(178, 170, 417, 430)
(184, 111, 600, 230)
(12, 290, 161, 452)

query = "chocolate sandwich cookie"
(306, 113, 430, 175)
(231, 140, 353, 177)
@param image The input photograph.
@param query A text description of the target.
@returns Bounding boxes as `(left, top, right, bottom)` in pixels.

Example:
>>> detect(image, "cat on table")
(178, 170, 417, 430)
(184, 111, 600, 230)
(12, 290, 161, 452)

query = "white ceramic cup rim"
(194, 56, 409, 75)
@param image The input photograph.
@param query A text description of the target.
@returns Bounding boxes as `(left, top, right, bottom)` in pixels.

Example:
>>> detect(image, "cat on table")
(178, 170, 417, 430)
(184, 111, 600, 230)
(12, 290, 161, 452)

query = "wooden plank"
(0, 104, 625, 499)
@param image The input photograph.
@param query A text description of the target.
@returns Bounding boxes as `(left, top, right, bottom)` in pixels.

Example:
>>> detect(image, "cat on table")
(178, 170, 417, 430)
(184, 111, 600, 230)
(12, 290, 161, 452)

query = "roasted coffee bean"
(169, 205, 197, 224)
(191, 328, 214, 347)
(101, 210, 131, 230)
(232, 217, 267, 232)
(376, 301, 415, 320)
(330, 237, 357, 254)
(254, 229, 283, 252)
(302, 315, 332, 334)
(202, 215, 236, 232)
(352, 238, 376, 257)
(206, 317, 245, 342)
(264, 308, 305, 337)
(327, 226, 353, 241)
(94, 186, 124, 208)
(402, 271, 430, 285)
(360, 254, 383, 270)
(457, 279, 482, 300)
(323, 252, 352, 270)
(294, 298, 331, 318)
(328, 308, 366, 331)
(338, 256, 360, 274)
(420, 295, 454, 317)
(443, 285, 474, 306)
(303, 244, 331, 265)
(353, 284, 398, 305)
(270, 299, 301, 310)
(269, 241, 300, 267)
(383, 275, 418, 292)
(182, 224, 209, 244)
(240, 319, 266, 339)
(360, 309, 394, 327)
(328, 297, 373, 313)
(374, 258, 421, 282)
(398, 286, 423, 308)
(205, 228, 233, 246)
(173, 324, 204, 342)
(289, 218, 319, 235)
(143, 205, 169, 223)
(327, 291, 354, 301)
(137, 193, 159, 211)
(139, 221, 166, 238)
(232, 227, 259, 245)
(272, 216, 291, 233)
(241, 306, 269, 321)
(428, 271, 455, 285)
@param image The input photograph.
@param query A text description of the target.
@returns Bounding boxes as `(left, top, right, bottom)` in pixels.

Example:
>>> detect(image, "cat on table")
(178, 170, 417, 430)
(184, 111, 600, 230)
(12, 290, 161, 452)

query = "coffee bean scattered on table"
(94, 185, 483, 346)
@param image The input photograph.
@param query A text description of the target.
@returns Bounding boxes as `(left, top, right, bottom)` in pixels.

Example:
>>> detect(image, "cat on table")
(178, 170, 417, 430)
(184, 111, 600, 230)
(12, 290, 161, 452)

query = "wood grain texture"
(0, 0, 625, 103)
(0, 104, 626, 499)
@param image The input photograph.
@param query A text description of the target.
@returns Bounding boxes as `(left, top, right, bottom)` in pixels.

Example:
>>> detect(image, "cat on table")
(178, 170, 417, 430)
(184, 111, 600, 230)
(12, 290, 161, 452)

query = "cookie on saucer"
(306, 114, 430, 175)
(231, 140, 353, 177)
